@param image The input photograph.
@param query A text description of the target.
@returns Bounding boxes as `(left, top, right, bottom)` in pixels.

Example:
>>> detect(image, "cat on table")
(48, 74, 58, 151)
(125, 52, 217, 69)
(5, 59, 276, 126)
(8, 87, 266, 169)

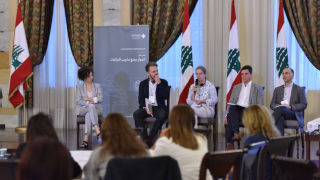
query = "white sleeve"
(149, 137, 169, 157)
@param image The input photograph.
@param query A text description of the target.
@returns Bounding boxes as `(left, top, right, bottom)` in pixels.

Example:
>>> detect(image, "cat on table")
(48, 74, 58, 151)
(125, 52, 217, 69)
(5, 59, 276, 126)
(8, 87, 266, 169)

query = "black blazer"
(138, 78, 169, 109)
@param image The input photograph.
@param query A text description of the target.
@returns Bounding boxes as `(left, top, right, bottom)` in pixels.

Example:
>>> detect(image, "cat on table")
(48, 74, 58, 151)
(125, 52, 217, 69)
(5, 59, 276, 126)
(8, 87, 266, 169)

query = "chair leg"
(301, 131, 305, 159)
(77, 123, 80, 150)
(296, 129, 299, 159)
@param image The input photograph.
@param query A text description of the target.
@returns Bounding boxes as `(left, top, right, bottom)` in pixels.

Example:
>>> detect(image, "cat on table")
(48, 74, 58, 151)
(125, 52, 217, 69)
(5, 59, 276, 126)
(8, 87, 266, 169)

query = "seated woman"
(76, 67, 103, 149)
(83, 113, 148, 180)
(187, 66, 218, 119)
(14, 113, 82, 178)
(17, 137, 73, 180)
(242, 104, 280, 147)
(150, 105, 209, 180)
(242, 105, 280, 180)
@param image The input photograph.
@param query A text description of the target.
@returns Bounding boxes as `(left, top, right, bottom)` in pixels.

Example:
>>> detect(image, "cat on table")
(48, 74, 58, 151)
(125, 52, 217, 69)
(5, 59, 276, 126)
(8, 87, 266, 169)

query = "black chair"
(283, 86, 306, 159)
(196, 86, 219, 151)
(0, 159, 19, 180)
(271, 155, 317, 180)
(233, 86, 265, 149)
(76, 114, 103, 149)
(254, 135, 297, 180)
(199, 149, 248, 180)
(143, 86, 171, 137)
(104, 156, 181, 180)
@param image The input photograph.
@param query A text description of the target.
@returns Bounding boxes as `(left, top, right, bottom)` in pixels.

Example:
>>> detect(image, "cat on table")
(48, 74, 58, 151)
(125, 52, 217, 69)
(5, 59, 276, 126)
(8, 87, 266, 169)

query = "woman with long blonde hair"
(150, 104, 208, 180)
(84, 113, 148, 180)
(242, 105, 280, 146)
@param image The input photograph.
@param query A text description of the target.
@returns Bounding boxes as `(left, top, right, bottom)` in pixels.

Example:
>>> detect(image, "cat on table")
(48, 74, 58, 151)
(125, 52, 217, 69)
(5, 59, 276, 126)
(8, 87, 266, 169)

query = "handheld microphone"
(194, 79, 198, 94)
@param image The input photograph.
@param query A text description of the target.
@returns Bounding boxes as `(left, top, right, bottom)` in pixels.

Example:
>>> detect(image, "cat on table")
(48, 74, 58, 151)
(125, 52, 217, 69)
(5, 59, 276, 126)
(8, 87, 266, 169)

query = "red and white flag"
(8, 2, 33, 108)
(275, 0, 289, 87)
(178, 0, 194, 104)
(226, 0, 241, 108)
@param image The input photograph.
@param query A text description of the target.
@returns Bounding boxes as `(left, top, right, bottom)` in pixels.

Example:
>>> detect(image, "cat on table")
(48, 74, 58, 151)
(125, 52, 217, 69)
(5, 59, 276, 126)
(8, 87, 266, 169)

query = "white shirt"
(237, 81, 252, 107)
(283, 82, 293, 105)
(148, 79, 158, 106)
(150, 135, 211, 180)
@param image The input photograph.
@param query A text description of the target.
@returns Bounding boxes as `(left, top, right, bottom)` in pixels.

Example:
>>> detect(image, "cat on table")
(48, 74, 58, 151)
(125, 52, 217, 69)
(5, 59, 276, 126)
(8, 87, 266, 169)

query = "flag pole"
(14, 0, 27, 134)
(15, 94, 27, 134)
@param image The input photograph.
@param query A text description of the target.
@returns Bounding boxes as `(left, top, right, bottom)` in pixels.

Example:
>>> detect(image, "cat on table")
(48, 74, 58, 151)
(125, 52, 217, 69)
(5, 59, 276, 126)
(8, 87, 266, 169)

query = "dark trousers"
(273, 106, 296, 135)
(226, 105, 245, 144)
(133, 106, 168, 141)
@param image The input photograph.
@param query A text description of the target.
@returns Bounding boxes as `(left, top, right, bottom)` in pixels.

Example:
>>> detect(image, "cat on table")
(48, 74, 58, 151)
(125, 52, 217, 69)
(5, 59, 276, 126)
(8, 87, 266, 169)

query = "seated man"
(133, 62, 170, 146)
(270, 67, 307, 135)
(225, 65, 264, 149)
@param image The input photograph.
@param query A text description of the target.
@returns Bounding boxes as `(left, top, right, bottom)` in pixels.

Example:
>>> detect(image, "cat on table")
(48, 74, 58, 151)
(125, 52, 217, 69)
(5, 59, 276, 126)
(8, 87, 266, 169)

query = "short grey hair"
(196, 66, 206, 74)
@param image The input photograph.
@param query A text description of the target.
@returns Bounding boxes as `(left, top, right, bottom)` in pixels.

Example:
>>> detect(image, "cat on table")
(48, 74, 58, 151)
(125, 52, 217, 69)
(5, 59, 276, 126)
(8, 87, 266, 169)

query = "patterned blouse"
(186, 80, 218, 111)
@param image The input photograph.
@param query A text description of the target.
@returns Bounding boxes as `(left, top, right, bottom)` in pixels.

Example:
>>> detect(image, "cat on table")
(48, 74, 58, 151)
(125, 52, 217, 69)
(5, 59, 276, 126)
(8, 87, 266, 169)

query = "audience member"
(83, 113, 148, 180)
(242, 105, 280, 147)
(225, 65, 264, 149)
(14, 113, 82, 178)
(270, 67, 307, 135)
(187, 66, 218, 119)
(133, 62, 170, 146)
(76, 67, 103, 149)
(150, 105, 209, 180)
(17, 137, 72, 180)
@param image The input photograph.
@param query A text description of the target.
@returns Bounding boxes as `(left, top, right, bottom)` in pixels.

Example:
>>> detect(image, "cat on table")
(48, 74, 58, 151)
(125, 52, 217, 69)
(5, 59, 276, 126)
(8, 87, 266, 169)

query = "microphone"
(194, 79, 199, 94)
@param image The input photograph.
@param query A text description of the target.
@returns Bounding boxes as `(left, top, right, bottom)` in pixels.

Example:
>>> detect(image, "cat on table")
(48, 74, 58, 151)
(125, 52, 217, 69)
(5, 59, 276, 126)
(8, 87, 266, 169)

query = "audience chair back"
(241, 141, 266, 180)
(199, 149, 248, 180)
(196, 86, 219, 151)
(104, 156, 181, 180)
(0, 159, 19, 180)
(271, 155, 317, 180)
(284, 86, 306, 159)
(255, 135, 297, 180)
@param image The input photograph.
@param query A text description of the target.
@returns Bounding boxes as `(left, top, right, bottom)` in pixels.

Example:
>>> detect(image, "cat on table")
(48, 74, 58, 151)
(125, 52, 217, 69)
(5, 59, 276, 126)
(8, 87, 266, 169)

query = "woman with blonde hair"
(150, 104, 208, 180)
(83, 113, 148, 180)
(242, 105, 280, 146)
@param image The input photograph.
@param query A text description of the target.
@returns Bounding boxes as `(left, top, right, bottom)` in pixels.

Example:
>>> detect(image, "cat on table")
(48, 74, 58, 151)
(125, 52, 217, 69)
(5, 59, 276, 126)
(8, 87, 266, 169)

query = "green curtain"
(64, 0, 94, 68)
(21, 0, 54, 66)
(283, 0, 320, 70)
(133, 0, 198, 62)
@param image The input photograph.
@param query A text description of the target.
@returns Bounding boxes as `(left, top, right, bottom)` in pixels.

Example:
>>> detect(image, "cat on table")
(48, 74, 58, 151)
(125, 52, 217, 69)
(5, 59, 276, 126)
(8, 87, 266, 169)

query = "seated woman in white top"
(187, 66, 218, 118)
(150, 104, 209, 180)
(84, 113, 149, 180)
(76, 67, 103, 149)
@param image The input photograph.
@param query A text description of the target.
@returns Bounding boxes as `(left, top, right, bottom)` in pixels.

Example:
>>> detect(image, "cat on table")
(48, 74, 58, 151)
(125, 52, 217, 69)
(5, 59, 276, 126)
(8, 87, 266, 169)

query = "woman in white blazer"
(76, 67, 103, 149)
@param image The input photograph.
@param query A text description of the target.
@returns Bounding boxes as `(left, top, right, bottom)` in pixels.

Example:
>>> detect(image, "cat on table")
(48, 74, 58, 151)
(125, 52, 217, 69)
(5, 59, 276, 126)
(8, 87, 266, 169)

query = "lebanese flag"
(226, 0, 241, 108)
(8, 2, 33, 108)
(275, 0, 289, 87)
(178, 0, 194, 104)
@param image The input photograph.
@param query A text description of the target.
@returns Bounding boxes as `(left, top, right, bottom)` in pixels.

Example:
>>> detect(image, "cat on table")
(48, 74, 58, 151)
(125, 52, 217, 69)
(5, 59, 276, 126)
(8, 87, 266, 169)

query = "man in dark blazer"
(270, 67, 307, 135)
(133, 62, 170, 146)
(225, 65, 264, 149)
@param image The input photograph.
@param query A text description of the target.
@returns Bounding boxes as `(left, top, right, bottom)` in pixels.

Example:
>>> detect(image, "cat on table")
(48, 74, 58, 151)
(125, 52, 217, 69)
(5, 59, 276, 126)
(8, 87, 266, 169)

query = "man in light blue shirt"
(270, 68, 307, 135)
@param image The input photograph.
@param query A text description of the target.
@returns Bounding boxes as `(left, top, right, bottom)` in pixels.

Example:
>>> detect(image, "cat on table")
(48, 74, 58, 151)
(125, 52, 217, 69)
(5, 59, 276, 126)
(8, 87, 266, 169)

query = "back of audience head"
(168, 104, 199, 150)
(27, 113, 58, 141)
(100, 113, 147, 158)
(17, 137, 72, 180)
(242, 105, 280, 138)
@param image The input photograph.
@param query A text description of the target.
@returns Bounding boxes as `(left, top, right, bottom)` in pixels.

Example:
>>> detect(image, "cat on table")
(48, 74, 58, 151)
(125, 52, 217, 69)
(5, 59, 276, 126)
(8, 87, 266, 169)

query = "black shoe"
(80, 141, 88, 149)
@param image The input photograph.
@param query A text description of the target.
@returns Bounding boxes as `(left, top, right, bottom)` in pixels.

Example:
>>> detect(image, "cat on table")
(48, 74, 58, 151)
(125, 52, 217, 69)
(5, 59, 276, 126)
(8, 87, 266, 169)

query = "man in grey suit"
(225, 65, 264, 149)
(270, 67, 307, 135)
